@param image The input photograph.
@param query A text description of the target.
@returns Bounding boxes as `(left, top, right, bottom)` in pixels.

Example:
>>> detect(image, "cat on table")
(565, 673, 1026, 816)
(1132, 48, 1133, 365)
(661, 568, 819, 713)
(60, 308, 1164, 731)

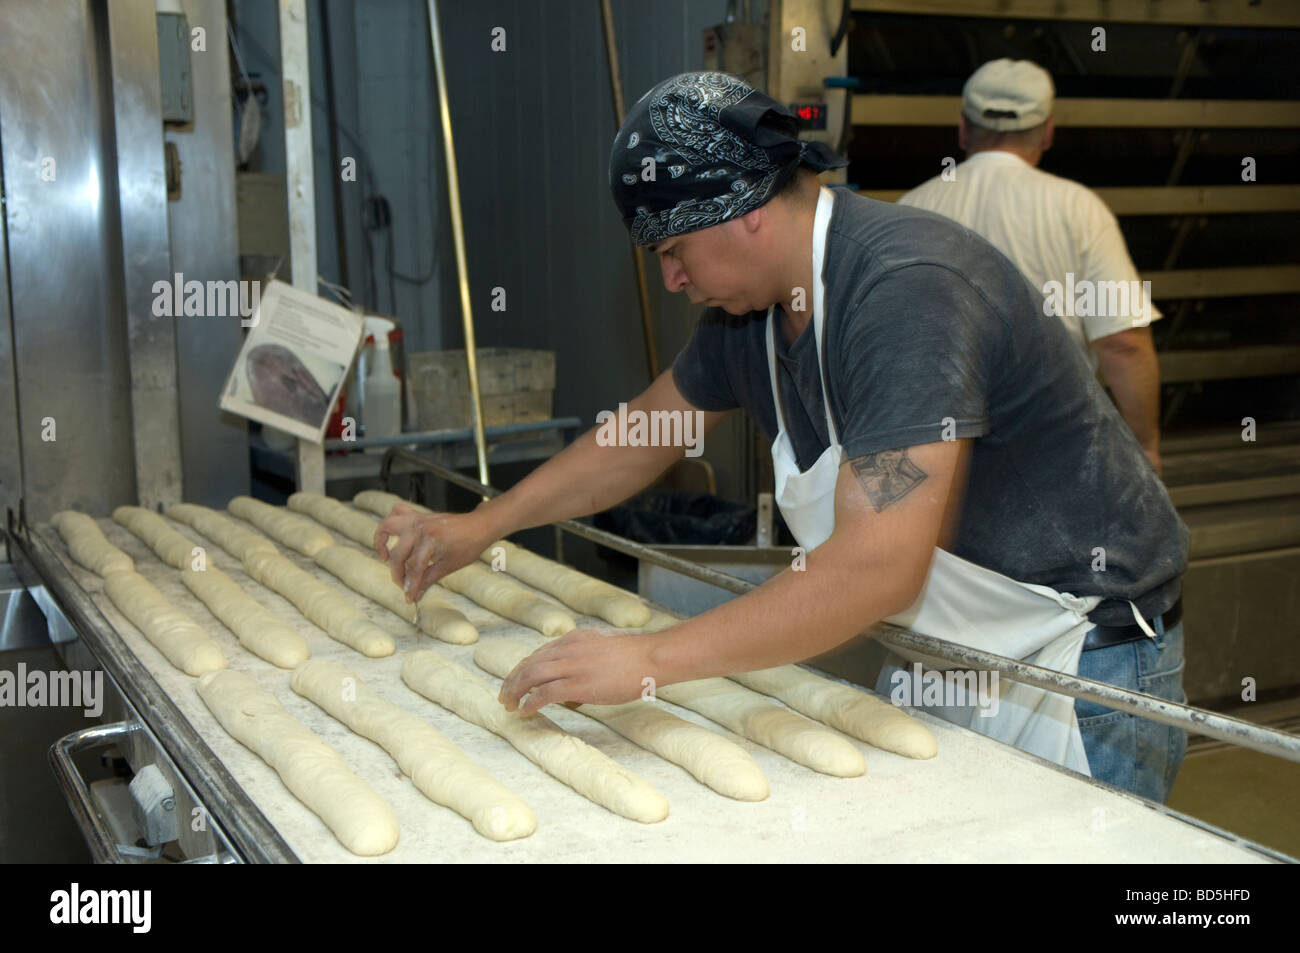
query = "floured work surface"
(41, 517, 1275, 864)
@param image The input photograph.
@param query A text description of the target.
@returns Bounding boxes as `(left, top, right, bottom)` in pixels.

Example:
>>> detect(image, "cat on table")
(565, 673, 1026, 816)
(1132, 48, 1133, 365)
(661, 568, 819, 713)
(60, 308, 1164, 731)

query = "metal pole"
(427, 0, 490, 492)
(377, 446, 1300, 766)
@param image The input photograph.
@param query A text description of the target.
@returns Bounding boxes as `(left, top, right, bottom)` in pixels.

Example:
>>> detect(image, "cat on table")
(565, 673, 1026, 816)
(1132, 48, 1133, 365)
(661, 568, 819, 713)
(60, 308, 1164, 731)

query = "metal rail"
(378, 448, 1300, 765)
(48, 721, 138, 864)
(323, 417, 580, 452)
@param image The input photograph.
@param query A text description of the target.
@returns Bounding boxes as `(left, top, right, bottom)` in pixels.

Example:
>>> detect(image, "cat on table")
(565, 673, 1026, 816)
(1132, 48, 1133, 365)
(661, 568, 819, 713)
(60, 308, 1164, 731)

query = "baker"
(377, 72, 1190, 803)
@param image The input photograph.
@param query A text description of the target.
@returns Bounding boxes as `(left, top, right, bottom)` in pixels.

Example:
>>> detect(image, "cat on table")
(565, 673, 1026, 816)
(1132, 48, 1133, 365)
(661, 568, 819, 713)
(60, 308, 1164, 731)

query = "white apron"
(767, 188, 1156, 775)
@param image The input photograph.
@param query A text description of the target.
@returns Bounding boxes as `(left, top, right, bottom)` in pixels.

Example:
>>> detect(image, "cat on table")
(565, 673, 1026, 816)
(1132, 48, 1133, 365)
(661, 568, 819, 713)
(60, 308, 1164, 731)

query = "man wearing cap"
(377, 71, 1189, 802)
(900, 58, 1164, 473)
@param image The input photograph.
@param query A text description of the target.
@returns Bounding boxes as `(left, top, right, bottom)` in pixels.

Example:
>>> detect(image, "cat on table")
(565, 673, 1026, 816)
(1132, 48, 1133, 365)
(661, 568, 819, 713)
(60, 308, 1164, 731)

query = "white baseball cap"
(962, 58, 1054, 131)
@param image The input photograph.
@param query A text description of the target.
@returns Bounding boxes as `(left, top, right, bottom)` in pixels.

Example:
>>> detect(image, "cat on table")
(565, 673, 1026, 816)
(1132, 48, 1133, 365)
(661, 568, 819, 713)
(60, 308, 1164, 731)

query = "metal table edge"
(5, 516, 299, 864)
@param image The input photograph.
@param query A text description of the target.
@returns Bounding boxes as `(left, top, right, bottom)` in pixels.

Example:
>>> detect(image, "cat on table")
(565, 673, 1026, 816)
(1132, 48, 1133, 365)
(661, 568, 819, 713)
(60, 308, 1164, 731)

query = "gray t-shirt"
(672, 188, 1187, 625)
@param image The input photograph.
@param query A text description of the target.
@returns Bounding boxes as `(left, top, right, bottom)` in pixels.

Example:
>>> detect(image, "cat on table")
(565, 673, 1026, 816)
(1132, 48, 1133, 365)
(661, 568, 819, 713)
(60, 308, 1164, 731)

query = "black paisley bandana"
(609, 72, 848, 246)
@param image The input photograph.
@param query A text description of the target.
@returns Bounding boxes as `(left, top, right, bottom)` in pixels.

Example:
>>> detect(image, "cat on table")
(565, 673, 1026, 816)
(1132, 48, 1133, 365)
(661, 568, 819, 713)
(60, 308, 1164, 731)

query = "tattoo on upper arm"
(849, 449, 928, 512)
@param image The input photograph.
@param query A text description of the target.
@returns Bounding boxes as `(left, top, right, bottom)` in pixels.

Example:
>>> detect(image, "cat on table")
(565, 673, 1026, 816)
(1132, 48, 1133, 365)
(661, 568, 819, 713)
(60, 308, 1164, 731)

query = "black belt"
(1082, 597, 1182, 652)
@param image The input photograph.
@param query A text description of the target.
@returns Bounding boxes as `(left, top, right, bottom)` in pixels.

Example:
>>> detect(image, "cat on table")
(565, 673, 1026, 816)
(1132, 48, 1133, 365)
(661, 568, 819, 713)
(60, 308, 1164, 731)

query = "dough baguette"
(51, 511, 133, 576)
(475, 638, 768, 801)
(352, 492, 650, 629)
(312, 545, 477, 645)
(291, 659, 535, 841)
(441, 563, 575, 638)
(352, 489, 425, 518)
(180, 565, 310, 668)
(197, 670, 399, 856)
(113, 505, 198, 571)
(480, 540, 651, 628)
(242, 549, 394, 657)
(401, 650, 668, 823)
(166, 502, 276, 561)
(655, 678, 866, 778)
(288, 492, 398, 551)
(731, 666, 937, 760)
(640, 610, 864, 776)
(229, 496, 334, 557)
(103, 571, 227, 676)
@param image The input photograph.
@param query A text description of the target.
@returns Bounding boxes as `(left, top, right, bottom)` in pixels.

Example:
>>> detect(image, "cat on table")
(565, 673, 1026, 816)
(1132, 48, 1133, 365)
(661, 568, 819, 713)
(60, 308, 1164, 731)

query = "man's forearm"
(1096, 330, 1161, 454)
(649, 539, 922, 685)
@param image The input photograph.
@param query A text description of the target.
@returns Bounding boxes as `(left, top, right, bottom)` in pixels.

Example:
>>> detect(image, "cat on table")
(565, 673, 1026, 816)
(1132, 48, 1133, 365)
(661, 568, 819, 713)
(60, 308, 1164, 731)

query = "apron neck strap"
(765, 187, 840, 445)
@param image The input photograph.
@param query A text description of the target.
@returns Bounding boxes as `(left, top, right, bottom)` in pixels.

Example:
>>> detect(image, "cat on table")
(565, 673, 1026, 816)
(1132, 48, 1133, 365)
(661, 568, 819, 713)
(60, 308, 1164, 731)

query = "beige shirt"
(899, 150, 1160, 371)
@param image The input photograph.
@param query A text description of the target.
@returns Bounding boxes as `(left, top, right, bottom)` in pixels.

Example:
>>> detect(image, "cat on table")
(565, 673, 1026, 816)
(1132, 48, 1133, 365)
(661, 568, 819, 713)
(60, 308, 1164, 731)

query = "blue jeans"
(1075, 615, 1188, 803)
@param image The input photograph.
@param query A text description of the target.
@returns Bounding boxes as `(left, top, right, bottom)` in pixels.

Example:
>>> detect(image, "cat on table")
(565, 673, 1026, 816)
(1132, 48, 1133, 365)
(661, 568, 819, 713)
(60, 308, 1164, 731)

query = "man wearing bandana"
(378, 72, 1190, 803)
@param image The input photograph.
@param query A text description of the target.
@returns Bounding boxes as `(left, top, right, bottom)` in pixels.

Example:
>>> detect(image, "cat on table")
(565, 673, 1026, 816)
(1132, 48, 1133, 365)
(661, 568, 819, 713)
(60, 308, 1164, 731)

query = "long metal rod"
(599, 0, 659, 380)
(427, 0, 489, 491)
(323, 416, 580, 451)
(379, 447, 1300, 765)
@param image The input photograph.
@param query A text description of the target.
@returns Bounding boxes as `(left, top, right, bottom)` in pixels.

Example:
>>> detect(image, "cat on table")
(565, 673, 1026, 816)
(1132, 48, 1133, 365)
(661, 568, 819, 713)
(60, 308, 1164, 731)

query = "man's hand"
(497, 629, 661, 716)
(374, 504, 495, 604)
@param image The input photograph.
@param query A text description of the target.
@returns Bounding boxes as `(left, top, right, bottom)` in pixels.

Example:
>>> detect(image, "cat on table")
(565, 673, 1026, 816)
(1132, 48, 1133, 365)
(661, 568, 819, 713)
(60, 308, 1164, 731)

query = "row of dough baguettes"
(164, 503, 400, 659)
(173, 503, 819, 820)
(290, 491, 576, 639)
(51, 510, 228, 676)
(213, 495, 937, 764)
(287, 494, 933, 762)
(52, 504, 931, 857)
(351, 490, 651, 627)
(91, 506, 687, 847)
(57, 508, 533, 852)
(344, 492, 935, 761)
(201, 502, 823, 810)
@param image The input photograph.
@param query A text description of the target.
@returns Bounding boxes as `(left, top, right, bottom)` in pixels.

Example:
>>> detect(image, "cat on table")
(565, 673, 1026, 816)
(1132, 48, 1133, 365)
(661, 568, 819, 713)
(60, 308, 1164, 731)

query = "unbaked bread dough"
(401, 650, 668, 823)
(655, 677, 866, 777)
(229, 496, 333, 557)
(639, 611, 865, 776)
(103, 571, 227, 676)
(291, 658, 535, 841)
(166, 503, 276, 561)
(288, 491, 398, 551)
(242, 549, 394, 657)
(312, 544, 477, 645)
(479, 540, 651, 628)
(474, 638, 768, 801)
(345, 496, 574, 635)
(441, 563, 575, 637)
(643, 609, 926, 763)
(352, 489, 424, 518)
(180, 565, 310, 669)
(51, 511, 134, 576)
(731, 666, 937, 759)
(352, 492, 649, 628)
(113, 506, 198, 571)
(197, 669, 399, 856)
